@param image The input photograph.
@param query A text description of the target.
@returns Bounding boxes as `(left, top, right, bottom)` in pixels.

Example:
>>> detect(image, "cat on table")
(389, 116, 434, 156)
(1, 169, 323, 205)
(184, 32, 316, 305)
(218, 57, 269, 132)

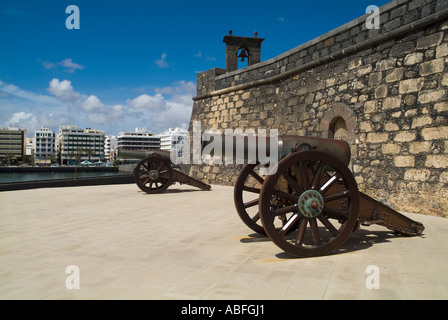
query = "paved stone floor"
(0, 183, 447, 300)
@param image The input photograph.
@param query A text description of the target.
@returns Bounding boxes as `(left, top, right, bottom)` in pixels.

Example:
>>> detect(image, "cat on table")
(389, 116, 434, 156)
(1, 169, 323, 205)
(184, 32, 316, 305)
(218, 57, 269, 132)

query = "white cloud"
(41, 58, 85, 73)
(0, 81, 57, 104)
(127, 93, 165, 111)
(46, 79, 125, 126)
(193, 51, 217, 62)
(8, 112, 37, 127)
(155, 53, 169, 68)
(84, 101, 124, 125)
(127, 81, 195, 132)
(47, 78, 81, 103)
(1, 110, 71, 134)
(42, 61, 56, 69)
(82, 95, 104, 112)
(59, 58, 85, 73)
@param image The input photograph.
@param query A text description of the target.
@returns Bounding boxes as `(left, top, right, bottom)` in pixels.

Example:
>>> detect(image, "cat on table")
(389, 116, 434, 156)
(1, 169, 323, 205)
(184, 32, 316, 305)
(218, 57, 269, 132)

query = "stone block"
(367, 132, 389, 143)
(404, 169, 431, 181)
(420, 58, 445, 76)
(382, 143, 401, 154)
(364, 101, 376, 113)
(436, 43, 448, 58)
(440, 172, 448, 184)
(411, 115, 433, 128)
(390, 42, 414, 57)
(385, 122, 400, 131)
(425, 155, 448, 168)
(357, 64, 373, 76)
(434, 102, 448, 112)
(368, 72, 382, 86)
(376, 58, 395, 71)
(418, 89, 446, 104)
(375, 84, 388, 98)
(394, 155, 415, 167)
(390, 4, 407, 19)
(326, 77, 337, 87)
(242, 92, 251, 100)
(403, 95, 416, 106)
(394, 131, 416, 142)
(385, 68, 404, 82)
(442, 74, 448, 86)
(348, 58, 362, 70)
(416, 32, 443, 49)
(421, 126, 448, 140)
(399, 78, 424, 94)
(409, 142, 431, 154)
(404, 52, 423, 65)
(359, 121, 372, 132)
(382, 96, 401, 110)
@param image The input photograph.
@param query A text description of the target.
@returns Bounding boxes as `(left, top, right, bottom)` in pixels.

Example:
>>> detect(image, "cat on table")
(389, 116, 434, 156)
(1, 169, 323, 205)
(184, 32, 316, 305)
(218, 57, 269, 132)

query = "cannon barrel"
(118, 149, 172, 162)
(202, 134, 351, 166)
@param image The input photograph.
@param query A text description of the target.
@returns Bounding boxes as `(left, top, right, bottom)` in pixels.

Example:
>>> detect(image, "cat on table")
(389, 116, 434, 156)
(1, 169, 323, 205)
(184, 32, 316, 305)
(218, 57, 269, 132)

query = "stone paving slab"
(0, 183, 447, 300)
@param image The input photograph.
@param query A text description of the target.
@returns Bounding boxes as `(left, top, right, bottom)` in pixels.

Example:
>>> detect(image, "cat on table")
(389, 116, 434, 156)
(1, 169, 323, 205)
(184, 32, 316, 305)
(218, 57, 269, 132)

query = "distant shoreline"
(0, 166, 118, 174)
(0, 173, 134, 192)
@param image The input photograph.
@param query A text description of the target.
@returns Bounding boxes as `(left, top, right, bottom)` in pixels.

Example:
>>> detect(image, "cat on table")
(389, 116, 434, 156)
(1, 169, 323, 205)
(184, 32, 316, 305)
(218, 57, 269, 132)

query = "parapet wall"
(188, 0, 448, 217)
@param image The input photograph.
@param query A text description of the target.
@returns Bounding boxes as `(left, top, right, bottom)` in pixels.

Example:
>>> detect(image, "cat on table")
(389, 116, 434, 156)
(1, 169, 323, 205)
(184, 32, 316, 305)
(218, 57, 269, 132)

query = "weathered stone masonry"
(187, 0, 448, 217)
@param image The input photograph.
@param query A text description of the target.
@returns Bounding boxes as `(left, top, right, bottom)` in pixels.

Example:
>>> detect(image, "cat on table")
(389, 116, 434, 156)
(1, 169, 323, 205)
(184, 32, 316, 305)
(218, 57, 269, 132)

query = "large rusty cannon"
(204, 133, 425, 258)
(119, 149, 211, 193)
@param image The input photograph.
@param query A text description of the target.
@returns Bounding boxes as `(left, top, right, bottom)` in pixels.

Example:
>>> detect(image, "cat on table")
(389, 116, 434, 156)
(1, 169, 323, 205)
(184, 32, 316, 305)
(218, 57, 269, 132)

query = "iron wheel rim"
(134, 155, 173, 194)
(259, 150, 359, 257)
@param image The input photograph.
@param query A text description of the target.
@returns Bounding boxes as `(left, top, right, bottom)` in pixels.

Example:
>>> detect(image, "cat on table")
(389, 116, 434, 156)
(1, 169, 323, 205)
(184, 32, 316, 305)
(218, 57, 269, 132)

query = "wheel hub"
(148, 170, 159, 181)
(298, 190, 324, 218)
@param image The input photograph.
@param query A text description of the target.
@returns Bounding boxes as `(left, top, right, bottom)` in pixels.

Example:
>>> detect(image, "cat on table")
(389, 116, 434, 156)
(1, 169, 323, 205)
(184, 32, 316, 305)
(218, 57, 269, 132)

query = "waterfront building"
(0, 127, 26, 164)
(104, 135, 117, 162)
(117, 127, 160, 151)
(159, 127, 188, 158)
(58, 125, 105, 165)
(34, 127, 56, 166)
(25, 138, 34, 165)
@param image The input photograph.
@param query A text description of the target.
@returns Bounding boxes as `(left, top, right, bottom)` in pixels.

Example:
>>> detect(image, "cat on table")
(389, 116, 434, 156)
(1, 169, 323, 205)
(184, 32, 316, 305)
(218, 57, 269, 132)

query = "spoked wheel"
(134, 154, 173, 194)
(259, 150, 360, 258)
(234, 163, 267, 234)
(234, 163, 301, 235)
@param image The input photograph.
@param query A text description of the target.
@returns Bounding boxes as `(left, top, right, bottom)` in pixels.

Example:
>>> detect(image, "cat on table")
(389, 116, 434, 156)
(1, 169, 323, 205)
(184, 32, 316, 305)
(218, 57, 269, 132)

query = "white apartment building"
(26, 138, 34, 162)
(104, 135, 117, 162)
(58, 125, 105, 165)
(117, 127, 160, 151)
(159, 127, 188, 158)
(34, 127, 55, 165)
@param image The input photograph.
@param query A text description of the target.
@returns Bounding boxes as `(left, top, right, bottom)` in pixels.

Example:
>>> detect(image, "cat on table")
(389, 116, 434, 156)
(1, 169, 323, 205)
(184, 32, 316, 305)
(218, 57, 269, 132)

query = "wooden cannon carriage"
(209, 134, 425, 258)
(119, 149, 211, 194)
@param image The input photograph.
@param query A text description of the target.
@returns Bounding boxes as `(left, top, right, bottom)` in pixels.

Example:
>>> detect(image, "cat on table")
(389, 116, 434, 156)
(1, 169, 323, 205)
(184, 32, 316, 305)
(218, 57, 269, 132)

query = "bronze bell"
(238, 48, 249, 62)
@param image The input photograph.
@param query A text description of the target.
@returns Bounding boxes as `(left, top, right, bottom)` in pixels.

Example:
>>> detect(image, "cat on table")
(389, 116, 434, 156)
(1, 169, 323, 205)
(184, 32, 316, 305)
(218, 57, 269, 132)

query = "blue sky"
(0, 0, 390, 136)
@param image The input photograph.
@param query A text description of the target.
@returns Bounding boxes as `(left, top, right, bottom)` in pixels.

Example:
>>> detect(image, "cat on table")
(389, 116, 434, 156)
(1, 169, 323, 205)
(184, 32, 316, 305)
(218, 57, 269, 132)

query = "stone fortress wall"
(187, 0, 448, 217)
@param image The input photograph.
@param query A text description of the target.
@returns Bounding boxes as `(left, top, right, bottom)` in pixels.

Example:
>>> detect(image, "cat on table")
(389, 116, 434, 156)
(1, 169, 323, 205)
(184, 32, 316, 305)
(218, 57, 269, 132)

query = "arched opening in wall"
(329, 117, 347, 141)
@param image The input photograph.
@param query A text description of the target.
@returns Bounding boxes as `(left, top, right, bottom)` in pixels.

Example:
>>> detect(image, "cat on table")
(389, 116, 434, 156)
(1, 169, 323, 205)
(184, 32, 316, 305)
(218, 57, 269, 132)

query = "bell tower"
(222, 30, 264, 73)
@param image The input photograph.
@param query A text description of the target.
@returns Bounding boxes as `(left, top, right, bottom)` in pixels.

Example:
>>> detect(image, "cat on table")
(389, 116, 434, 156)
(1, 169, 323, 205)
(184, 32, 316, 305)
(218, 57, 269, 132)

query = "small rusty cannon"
(204, 134, 425, 258)
(119, 149, 211, 193)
